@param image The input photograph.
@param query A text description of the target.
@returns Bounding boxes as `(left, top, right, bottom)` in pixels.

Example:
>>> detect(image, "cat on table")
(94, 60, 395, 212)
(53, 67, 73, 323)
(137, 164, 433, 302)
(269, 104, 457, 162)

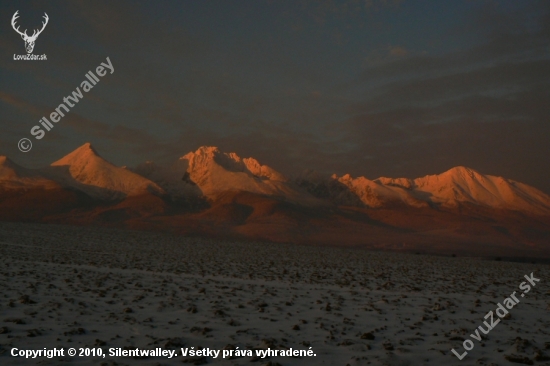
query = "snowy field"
(0, 222, 549, 366)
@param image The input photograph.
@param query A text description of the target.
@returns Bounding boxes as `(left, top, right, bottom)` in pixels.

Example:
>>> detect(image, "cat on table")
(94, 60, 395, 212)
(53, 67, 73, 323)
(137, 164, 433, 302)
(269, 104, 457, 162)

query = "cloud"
(1, 0, 549, 195)
(0, 91, 46, 117)
(348, 58, 550, 114)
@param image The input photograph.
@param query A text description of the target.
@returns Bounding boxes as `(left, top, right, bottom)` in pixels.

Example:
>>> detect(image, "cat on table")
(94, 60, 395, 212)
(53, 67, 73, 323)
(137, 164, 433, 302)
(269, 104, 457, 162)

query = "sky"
(1, 0, 549, 192)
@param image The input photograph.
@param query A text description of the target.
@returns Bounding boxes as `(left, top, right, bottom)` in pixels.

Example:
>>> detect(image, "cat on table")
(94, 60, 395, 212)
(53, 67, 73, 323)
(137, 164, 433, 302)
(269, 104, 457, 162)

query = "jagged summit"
(51, 142, 101, 166)
(180, 146, 286, 182)
(169, 146, 317, 204)
(134, 146, 321, 206)
(80, 142, 97, 151)
(330, 173, 429, 208)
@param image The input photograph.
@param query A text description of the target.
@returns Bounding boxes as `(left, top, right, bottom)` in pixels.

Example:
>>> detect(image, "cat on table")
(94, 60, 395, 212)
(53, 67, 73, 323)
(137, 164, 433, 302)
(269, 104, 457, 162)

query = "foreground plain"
(0, 222, 549, 365)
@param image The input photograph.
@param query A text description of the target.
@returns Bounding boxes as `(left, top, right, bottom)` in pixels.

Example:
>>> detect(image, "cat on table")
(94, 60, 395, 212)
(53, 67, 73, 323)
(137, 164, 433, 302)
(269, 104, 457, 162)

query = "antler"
(30, 13, 49, 39)
(11, 10, 29, 38)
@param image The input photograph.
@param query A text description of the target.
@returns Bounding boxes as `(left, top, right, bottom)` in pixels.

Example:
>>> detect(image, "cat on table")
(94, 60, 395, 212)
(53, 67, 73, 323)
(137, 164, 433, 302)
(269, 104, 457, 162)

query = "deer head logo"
(11, 10, 49, 54)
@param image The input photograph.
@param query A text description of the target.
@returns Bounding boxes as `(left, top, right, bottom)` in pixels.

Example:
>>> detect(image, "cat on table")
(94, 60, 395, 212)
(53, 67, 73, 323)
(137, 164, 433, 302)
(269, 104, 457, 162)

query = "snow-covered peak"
(331, 173, 428, 208)
(46, 143, 164, 201)
(410, 166, 550, 214)
(167, 146, 322, 205)
(245, 158, 286, 181)
(415, 166, 484, 187)
(51, 142, 99, 165)
(297, 166, 550, 215)
(180, 146, 287, 184)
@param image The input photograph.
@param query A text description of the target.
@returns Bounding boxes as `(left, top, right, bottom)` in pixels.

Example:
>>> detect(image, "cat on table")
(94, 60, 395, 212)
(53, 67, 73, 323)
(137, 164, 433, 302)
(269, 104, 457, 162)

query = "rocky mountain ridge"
(1, 143, 549, 256)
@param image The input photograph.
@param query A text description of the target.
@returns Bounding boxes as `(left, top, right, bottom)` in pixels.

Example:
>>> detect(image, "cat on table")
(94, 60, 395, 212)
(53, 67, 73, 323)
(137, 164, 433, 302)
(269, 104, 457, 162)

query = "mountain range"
(1, 143, 549, 257)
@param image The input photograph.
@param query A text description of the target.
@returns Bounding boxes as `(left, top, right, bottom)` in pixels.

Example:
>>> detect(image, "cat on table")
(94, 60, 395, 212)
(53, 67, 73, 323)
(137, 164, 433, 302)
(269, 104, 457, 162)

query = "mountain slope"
(43, 143, 164, 201)
(133, 160, 202, 200)
(0, 156, 93, 221)
(0, 156, 58, 190)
